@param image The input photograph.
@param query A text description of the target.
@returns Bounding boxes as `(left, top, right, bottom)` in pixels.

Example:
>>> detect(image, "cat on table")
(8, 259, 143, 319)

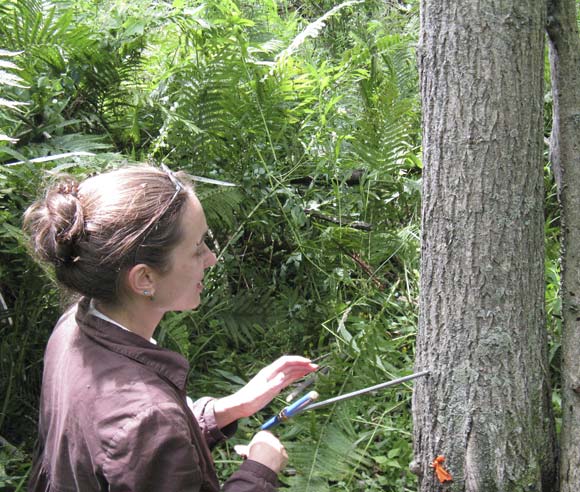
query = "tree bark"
(413, 1, 558, 491)
(546, 1, 580, 491)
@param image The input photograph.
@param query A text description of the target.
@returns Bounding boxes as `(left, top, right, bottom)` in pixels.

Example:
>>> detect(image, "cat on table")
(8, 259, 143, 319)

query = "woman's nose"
(205, 250, 217, 268)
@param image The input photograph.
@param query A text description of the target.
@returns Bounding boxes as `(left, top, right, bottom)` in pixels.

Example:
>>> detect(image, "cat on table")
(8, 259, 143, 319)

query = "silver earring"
(143, 290, 150, 296)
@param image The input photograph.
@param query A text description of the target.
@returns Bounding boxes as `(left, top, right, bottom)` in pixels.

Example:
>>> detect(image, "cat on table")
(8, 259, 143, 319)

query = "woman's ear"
(125, 263, 156, 298)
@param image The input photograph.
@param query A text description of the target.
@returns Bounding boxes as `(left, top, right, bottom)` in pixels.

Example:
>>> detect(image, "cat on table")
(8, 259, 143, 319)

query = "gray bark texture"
(413, 1, 558, 491)
(546, 1, 580, 491)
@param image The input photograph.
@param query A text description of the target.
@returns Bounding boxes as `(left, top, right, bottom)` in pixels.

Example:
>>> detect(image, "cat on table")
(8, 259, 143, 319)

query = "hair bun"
(53, 180, 84, 246)
(57, 180, 79, 198)
(24, 178, 86, 266)
(51, 181, 85, 264)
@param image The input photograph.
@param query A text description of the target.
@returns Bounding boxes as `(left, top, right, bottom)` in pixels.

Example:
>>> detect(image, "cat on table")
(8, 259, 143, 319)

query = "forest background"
(0, 0, 571, 491)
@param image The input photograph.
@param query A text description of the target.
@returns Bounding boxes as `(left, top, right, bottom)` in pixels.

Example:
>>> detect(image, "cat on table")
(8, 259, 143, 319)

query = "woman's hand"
(235, 431, 289, 474)
(214, 355, 317, 427)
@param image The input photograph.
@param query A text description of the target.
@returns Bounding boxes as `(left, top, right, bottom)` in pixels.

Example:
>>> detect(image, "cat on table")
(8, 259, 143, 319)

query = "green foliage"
(0, 0, 420, 489)
(0, 161, 56, 488)
(0, 49, 28, 145)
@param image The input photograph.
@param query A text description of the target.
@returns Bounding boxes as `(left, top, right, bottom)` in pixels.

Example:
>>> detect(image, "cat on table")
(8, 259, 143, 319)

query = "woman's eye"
(194, 242, 207, 256)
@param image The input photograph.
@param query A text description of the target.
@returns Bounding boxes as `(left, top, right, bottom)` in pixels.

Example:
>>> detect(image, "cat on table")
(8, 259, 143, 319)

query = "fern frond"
(22, 134, 112, 156)
(195, 186, 243, 231)
(0, 71, 27, 88)
(192, 286, 287, 351)
(0, 98, 28, 111)
(0, 50, 23, 57)
(157, 311, 193, 358)
(266, 0, 365, 79)
(1, 0, 71, 49)
(284, 418, 372, 491)
(0, 48, 27, 144)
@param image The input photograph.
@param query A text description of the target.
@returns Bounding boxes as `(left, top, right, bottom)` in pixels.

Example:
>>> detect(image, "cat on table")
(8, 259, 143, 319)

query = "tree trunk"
(546, 1, 580, 491)
(412, 1, 558, 491)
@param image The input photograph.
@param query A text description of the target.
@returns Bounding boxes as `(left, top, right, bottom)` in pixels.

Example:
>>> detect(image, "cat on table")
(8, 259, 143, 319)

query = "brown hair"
(23, 164, 193, 304)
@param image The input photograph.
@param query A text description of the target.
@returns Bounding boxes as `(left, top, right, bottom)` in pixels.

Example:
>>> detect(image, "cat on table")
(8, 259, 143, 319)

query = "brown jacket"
(28, 297, 279, 492)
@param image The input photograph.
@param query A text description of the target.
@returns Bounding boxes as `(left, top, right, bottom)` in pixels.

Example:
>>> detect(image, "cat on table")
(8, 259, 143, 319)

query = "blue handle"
(261, 391, 319, 430)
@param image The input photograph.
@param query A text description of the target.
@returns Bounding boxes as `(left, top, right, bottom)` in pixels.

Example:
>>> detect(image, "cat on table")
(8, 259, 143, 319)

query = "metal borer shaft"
(302, 370, 430, 412)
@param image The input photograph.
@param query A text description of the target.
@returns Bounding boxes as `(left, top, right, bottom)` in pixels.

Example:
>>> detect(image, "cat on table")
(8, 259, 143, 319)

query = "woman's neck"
(94, 298, 163, 341)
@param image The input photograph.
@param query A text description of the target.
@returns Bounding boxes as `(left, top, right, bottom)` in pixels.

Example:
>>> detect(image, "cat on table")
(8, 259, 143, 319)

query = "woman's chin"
(185, 296, 202, 311)
(164, 297, 200, 312)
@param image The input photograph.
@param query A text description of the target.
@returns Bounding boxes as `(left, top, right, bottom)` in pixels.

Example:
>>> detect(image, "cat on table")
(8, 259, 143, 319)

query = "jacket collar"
(75, 297, 189, 390)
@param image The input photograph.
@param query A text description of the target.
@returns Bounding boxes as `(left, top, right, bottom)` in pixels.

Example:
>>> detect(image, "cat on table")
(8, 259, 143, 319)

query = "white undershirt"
(88, 299, 157, 345)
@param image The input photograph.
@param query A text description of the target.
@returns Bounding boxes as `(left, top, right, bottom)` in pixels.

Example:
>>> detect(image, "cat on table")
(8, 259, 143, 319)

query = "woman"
(23, 164, 317, 491)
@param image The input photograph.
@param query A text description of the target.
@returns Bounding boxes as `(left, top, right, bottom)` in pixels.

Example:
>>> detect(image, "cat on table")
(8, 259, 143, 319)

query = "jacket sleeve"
(188, 396, 237, 449)
(223, 460, 280, 492)
(187, 398, 280, 491)
(102, 402, 204, 492)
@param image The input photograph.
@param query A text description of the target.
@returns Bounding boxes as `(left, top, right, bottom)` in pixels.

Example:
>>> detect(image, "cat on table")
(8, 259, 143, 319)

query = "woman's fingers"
(246, 431, 289, 473)
(263, 355, 314, 373)
(234, 445, 249, 459)
(225, 356, 319, 419)
(262, 356, 318, 382)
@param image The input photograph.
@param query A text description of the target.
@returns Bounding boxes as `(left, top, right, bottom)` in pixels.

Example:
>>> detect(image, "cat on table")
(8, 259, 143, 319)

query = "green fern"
(195, 186, 244, 232)
(1, 2, 425, 490)
(156, 311, 193, 359)
(0, 49, 28, 144)
(282, 412, 372, 491)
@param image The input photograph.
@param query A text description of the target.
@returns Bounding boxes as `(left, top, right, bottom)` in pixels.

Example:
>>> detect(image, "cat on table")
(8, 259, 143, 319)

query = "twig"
(345, 251, 384, 290)
(305, 209, 373, 231)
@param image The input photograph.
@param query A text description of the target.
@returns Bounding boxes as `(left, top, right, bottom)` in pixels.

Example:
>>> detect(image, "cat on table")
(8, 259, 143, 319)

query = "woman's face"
(153, 195, 217, 311)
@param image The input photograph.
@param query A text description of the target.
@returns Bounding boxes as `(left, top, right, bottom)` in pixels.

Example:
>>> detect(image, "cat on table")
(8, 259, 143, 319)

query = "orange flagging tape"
(430, 455, 452, 483)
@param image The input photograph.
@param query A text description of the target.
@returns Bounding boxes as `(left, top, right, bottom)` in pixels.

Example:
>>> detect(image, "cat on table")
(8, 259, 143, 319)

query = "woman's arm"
(213, 355, 318, 428)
